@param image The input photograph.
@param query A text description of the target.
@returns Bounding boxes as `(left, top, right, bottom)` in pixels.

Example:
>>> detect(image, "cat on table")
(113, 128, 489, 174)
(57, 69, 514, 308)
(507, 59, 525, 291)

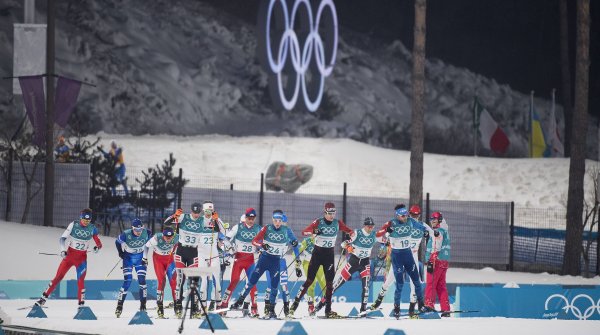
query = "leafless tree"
(409, 0, 427, 208)
(563, 0, 590, 276)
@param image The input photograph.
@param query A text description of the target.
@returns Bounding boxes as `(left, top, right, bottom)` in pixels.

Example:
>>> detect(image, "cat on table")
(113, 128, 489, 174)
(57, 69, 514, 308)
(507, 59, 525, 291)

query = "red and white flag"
(473, 97, 510, 155)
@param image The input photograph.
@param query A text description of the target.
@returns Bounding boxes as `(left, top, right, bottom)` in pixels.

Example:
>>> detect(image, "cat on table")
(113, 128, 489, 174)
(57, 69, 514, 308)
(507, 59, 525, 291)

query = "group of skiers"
(34, 200, 451, 319)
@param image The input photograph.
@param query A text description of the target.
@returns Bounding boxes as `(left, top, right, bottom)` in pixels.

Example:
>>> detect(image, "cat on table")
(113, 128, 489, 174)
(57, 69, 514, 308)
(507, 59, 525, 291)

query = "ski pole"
(104, 259, 122, 280)
(38, 252, 60, 256)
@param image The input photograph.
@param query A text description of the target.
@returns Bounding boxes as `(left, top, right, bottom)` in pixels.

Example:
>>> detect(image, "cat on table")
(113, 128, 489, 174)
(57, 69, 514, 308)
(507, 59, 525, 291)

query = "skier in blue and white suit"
(114, 218, 152, 317)
(263, 212, 303, 317)
(230, 209, 300, 319)
(375, 207, 433, 318)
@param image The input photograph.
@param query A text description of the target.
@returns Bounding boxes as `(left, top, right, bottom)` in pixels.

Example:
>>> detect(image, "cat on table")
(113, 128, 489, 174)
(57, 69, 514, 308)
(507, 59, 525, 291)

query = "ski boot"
(250, 304, 260, 318)
(393, 304, 400, 319)
(174, 300, 183, 319)
(242, 302, 250, 317)
(370, 293, 384, 310)
(157, 302, 165, 319)
(263, 303, 277, 319)
(308, 301, 315, 316)
(229, 298, 243, 311)
(288, 299, 299, 318)
(191, 301, 202, 319)
(78, 301, 85, 309)
(325, 310, 343, 319)
(209, 300, 215, 311)
(314, 300, 325, 313)
(35, 293, 48, 307)
(140, 300, 147, 312)
(263, 301, 271, 315)
(283, 301, 290, 318)
(409, 302, 418, 319)
(115, 301, 124, 318)
(441, 311, 451, 318)
(359, 303, 367, 318)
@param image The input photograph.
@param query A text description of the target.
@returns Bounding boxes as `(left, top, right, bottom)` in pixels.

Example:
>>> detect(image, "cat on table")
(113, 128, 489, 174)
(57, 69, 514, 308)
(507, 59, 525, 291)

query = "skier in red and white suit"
(35, 208, 102, 307)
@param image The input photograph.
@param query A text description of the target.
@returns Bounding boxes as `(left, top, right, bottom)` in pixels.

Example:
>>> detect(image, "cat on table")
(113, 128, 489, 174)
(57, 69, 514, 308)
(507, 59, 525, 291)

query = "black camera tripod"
(178, 276, 214, 333)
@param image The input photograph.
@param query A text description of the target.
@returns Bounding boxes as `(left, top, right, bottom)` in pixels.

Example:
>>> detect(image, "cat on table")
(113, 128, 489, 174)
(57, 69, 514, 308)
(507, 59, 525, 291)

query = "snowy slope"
(92, 134, 597, 209)
(1, 0, 595, 157)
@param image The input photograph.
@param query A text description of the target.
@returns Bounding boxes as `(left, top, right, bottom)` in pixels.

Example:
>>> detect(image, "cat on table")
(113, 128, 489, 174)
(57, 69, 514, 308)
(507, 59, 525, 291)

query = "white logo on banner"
(258, 0, 338, 112)
(267, 233, 285, 242)
(544, 294, 600, 320)
(240, 231, 256, 240)
(320, 226, 337, 235)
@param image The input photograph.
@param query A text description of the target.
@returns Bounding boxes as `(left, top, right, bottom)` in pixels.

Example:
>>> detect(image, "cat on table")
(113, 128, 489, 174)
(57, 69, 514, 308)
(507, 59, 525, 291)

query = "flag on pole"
(473, 97, 510, 155)
(547, 89, 564, 157)
(529, 93, 551, 158)
(18, 75, 46, 147)
(54, 76, 82, 128)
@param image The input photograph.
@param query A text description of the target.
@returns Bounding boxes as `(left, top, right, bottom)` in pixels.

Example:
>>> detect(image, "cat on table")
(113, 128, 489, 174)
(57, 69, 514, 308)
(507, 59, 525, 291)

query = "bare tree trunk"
(563, 0, 590, 276)
(559, 0, 573, 157)
(409, 0, 426, 208)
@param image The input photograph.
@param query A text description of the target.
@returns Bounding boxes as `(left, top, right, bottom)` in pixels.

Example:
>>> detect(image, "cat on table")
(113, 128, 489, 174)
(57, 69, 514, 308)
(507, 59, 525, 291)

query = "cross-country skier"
(229, 209, 300, 319)
(371, 204, 427, 318)
(423, 211, 451, 317)
(35, 208, 102, 308)
(263, 212, 303, 318)
(374, 206, 433, 318)
(143, 226, 178, 318)
(289, 202, 354, 319)
(220, 208, 261, 317)
(164, 202, 203, 318)
(114, 218, 152, 317)
(314, 217, 378, 315)
(297, 235, 325, 316)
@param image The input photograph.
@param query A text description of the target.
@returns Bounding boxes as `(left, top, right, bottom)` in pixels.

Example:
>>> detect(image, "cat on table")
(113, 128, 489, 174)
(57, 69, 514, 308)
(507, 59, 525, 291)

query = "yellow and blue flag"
(530, 94, 551, 158)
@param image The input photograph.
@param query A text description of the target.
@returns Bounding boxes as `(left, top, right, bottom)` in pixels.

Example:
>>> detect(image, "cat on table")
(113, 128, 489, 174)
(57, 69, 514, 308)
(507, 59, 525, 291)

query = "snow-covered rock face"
(0, 0, 595, 157)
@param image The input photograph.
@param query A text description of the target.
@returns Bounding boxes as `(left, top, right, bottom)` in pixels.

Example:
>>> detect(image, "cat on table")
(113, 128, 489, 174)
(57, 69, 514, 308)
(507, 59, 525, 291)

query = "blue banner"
(456, 284, 600, 320)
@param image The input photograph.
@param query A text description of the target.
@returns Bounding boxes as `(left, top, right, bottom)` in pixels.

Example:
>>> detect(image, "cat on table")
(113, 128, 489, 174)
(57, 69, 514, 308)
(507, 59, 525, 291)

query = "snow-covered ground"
(0, 221, 600, 335)
(1, 215, 600, 334)
(92, 133, 597, 209)
(1, 299, 599, 335)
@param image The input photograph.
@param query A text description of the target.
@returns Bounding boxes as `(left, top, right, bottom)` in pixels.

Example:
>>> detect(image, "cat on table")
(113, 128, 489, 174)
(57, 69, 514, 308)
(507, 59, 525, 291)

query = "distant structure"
(257, 0, 338, 112)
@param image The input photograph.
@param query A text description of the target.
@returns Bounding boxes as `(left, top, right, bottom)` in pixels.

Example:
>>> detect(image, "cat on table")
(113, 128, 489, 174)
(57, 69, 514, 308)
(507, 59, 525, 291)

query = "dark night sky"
(205, 0, 598, 116)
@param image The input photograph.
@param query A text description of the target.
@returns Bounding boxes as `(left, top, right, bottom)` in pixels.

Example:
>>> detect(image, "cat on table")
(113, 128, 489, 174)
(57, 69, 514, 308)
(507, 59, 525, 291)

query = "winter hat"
(409, 205, 421, 216)
(163, 227, 174, 237)
(245, 208, 257, 217)
(324, 202, 336, 213)
(191, 202, 202, 214)
(395, 207, 409, 217)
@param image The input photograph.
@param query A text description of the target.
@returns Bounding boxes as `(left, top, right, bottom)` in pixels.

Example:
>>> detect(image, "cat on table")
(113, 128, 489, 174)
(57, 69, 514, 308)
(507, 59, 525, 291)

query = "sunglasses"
(246, 216, 256, 220)
(325, 211, 336, 215)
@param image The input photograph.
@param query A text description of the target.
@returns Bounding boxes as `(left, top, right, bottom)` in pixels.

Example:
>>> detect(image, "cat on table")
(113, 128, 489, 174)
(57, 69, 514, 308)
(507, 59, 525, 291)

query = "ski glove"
(262, 243, 271, 252)
(386, 225, 394, 234)
(427, 261, 434, 274)
(60, 250, 67, 258)
(118, 250, 124, 259)
(313, 227, 322, 235)
(142, 258, 148, 266)
(433, 230, 440, 237)
(93, 246, 100, 253)
(423, 230, 430, 239)
(175, 208, 183, 217)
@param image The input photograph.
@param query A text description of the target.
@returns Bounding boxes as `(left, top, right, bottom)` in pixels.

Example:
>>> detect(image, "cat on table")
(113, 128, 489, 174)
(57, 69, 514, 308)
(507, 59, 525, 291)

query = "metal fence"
(1, 162, 598, 275)
(0, 161, 90, 228)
